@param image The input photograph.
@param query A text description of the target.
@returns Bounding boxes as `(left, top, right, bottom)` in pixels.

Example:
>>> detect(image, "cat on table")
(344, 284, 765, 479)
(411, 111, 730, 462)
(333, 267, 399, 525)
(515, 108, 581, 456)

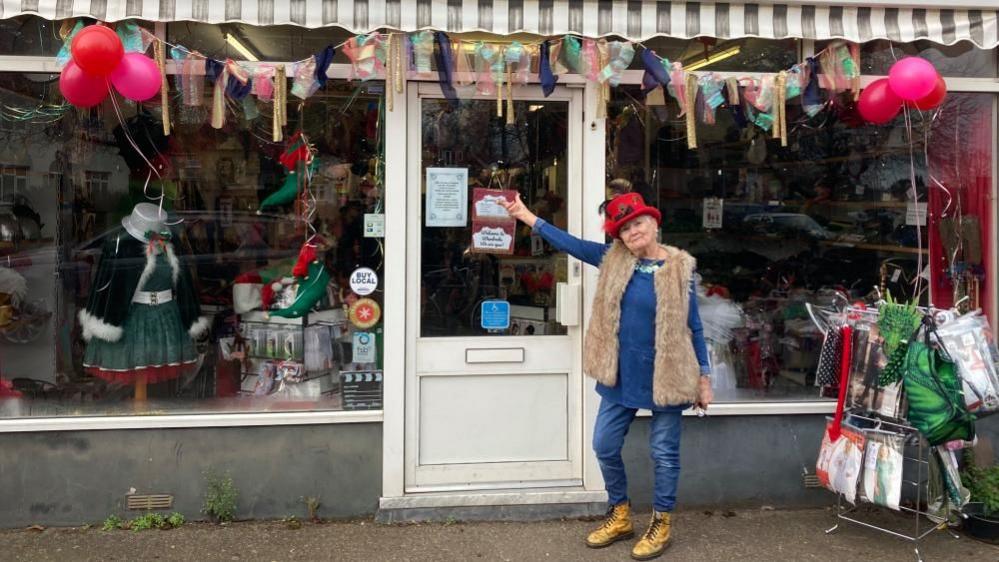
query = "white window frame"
(613, 39, 999, 416)
(0, 26, 391, 432)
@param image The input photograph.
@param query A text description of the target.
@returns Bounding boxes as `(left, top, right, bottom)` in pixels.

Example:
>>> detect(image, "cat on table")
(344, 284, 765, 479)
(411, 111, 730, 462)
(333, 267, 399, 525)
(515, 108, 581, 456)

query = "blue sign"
(480, 300, 511, 331)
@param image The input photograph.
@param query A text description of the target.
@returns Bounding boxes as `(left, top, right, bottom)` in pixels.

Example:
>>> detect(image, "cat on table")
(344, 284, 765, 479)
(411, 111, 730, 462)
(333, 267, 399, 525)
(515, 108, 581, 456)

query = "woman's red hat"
(603, 192, 662, 238)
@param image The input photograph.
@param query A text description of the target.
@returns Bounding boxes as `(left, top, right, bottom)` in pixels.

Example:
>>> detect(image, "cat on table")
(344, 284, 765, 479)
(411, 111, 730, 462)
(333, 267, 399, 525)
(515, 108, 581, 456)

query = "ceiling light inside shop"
(684, 46, 741, 71)
(529, 105, 544, 112)
(226, 33, 260, 62)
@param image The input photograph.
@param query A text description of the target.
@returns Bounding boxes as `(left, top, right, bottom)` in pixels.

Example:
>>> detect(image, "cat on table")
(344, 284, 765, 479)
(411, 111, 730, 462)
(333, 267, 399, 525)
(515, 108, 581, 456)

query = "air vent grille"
(126, 494, 174, 510)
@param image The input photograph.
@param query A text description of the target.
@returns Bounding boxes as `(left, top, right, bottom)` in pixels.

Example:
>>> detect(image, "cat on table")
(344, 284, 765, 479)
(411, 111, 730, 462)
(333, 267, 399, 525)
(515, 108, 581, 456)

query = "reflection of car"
(69, 211, 308, 306)
(743, 213, 833, 240)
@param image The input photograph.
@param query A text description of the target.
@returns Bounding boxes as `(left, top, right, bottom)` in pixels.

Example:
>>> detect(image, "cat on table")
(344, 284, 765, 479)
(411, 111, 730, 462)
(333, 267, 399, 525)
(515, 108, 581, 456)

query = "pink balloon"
(857, 78, 902, 125)
(888, 57, 938, 101)
(59, 60, 109, 108)
(110, 53, 162, 102)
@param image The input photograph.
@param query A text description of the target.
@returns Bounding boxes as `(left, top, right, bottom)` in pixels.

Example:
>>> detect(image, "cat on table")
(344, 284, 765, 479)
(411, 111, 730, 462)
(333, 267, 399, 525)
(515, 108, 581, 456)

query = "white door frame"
(380, 79, 609, 504)
(404, 83, 584, 492)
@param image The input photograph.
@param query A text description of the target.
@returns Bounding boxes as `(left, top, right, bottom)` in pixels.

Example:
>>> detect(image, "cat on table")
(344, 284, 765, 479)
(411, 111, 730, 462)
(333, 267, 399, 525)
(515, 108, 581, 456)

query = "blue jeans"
(592, 398, 683, 512)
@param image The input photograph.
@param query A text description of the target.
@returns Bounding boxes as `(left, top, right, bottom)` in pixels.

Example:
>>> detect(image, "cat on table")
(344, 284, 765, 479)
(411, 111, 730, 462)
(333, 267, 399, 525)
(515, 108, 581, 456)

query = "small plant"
(202, 470, 238, 523)
(102, 515, 124, 531)
(302, 496, 321, 523)
(167, 513, 185, 528)
(130, 513, 168, 532)
(282, 515, 302, 530)
(963, 461, 999, 518)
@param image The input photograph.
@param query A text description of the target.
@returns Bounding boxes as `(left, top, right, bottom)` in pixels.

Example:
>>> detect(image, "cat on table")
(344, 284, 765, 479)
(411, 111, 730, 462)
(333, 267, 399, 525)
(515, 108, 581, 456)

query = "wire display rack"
(824, 413, 963, 562)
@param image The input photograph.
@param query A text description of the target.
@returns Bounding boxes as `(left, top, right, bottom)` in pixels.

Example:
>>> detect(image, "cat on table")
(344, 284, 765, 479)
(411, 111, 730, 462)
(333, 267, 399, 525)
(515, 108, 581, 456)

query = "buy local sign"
(349, 267, 378, 296)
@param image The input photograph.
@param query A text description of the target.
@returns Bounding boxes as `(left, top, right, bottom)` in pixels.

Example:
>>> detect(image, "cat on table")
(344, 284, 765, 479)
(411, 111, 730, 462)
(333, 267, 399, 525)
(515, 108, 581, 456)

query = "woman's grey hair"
(608, 178, 632, 193)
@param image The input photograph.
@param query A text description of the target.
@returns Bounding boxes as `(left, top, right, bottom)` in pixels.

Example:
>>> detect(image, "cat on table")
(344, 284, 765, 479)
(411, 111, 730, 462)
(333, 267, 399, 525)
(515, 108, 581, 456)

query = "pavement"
(2, 507, 998, 562)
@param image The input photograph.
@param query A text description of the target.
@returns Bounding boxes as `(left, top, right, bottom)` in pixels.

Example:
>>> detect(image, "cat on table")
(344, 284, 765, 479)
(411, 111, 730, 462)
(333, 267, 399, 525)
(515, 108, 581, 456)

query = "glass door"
(405, 83, 584, 490)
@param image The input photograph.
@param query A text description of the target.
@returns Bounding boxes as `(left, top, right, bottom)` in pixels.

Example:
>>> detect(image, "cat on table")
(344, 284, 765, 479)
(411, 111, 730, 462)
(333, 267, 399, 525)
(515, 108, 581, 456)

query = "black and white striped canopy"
(3, 2, 998, 48)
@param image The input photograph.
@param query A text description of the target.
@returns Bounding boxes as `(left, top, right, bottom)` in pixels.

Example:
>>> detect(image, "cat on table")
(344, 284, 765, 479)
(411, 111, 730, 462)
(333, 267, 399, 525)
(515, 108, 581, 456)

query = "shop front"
(0, 2, 997, 526)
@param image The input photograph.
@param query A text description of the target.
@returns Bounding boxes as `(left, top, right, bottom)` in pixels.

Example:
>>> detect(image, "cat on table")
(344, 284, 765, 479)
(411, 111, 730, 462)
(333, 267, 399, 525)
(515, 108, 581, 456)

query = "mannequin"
(79, 203, 209, 400)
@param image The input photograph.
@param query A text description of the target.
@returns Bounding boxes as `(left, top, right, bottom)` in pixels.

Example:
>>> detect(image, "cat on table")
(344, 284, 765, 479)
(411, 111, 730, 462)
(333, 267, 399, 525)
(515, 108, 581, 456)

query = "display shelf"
(819, 240, 929, 255)
(661, 198, 912, 208)
(240, 308, 347, 325)
(0, 238, 55, 253)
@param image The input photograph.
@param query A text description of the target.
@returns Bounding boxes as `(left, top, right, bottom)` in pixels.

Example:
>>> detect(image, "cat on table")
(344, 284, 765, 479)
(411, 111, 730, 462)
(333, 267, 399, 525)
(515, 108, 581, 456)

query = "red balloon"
(59, 61, 109, 108)
(906, 75, 947, 111)
(71, 25, 124, 77)
(857, 78, 902, 125)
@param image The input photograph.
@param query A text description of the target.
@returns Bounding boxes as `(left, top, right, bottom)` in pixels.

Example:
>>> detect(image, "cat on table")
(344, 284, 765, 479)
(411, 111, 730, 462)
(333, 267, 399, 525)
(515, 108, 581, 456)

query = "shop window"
(628, 38, 801, 73)
(817, 40, 997, 78)
(0, 16, 154, 57)
(168, 22, 354, 64)
(0, 166, 27, 205)
(0, 15, 66, 57)
(607, 83, 994, 403)
(0, 71, 386, 417)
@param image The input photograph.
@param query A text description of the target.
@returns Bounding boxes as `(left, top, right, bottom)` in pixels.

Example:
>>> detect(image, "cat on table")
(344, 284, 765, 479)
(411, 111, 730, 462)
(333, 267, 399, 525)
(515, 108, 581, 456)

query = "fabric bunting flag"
(434, 32, 459, 107)
(640, 49, 670, 95)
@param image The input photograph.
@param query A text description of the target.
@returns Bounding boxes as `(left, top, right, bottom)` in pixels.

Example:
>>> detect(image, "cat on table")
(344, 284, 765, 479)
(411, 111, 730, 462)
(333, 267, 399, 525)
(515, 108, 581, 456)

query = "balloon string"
(106, 80, 168, 210)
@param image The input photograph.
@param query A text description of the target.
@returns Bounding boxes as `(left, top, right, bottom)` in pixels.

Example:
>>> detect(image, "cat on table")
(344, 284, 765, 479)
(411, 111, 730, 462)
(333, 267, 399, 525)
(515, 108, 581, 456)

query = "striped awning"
(3, 2, 998, 49)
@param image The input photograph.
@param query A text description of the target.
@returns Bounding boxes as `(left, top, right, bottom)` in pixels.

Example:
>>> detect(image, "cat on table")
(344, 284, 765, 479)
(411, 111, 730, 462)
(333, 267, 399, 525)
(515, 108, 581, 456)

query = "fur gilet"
(582, 242, 700, 407)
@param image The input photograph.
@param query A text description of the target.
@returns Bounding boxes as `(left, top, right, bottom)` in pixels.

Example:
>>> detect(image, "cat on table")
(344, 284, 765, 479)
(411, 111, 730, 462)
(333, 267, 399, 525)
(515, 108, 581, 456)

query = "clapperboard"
(339, 370, 383, 410)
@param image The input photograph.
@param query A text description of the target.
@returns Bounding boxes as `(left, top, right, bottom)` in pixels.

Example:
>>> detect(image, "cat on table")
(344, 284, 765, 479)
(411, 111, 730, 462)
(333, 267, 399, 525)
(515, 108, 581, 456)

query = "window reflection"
(420, 98, 569, 338)
(608, 84, 993, 403)
(0, 73, 386, 417)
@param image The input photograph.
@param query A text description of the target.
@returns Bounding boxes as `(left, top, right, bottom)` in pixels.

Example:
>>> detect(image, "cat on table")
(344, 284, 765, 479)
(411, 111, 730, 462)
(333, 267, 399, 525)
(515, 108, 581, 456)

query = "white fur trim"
(188, 316, 211, 339)
(78, 309, 123, 342)
(165, 243, 180, 286)
(132, 246, 158, 301)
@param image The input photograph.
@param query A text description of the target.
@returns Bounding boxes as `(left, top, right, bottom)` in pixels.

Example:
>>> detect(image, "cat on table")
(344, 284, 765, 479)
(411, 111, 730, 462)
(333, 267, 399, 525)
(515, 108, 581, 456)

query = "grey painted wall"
(0, 423, 381, 528)
(623, 415, 830, 510)
(623, 414, 999, 511)
(2, 414, 997, 527)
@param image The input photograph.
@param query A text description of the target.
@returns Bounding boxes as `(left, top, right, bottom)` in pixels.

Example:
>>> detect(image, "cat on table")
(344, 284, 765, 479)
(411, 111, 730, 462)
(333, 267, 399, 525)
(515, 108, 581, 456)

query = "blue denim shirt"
(533, 218, 711, 411)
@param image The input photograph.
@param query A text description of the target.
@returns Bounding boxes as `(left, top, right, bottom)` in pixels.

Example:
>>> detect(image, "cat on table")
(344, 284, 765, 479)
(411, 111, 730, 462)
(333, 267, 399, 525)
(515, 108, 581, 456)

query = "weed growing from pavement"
(101, 512, 185, 531)
(102, 515, 124, 531)
(202, 470, 238, 523)
(302, 496, 322, 523)
(130, 513, 168, 531)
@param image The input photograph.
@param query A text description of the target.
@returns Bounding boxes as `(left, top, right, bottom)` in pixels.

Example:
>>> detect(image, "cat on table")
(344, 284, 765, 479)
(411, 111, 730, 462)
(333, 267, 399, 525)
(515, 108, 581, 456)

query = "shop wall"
(0, 423, 381, 528)
(621, 414, 999, 510)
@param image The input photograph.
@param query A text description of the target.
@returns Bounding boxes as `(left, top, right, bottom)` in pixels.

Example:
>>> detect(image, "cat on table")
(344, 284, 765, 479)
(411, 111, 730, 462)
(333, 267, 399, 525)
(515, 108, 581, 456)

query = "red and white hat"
(602, 192, 661, 239)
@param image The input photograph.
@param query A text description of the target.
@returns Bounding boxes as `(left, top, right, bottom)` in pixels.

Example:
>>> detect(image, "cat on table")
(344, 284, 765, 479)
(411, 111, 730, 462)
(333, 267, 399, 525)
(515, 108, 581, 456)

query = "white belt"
(133, 289, 173, 305)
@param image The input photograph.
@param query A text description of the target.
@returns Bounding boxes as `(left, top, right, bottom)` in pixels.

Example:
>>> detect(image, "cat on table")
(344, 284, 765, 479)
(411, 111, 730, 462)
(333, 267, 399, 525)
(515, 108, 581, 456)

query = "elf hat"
(602, 192, 661, 238)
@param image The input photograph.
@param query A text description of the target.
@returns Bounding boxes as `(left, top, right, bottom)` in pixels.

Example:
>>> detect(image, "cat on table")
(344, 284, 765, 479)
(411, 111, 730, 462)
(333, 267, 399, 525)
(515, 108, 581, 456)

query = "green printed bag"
(902, 338, 975, 446)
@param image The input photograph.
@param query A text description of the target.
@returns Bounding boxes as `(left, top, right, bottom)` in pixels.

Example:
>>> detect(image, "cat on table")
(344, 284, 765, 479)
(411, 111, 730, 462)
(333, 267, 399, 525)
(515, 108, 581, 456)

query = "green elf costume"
(79, 203, 210, 383)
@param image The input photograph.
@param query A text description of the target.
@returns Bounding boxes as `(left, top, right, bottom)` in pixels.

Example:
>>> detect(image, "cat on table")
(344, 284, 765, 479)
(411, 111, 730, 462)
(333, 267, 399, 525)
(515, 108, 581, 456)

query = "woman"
(502, 191, 712, 560)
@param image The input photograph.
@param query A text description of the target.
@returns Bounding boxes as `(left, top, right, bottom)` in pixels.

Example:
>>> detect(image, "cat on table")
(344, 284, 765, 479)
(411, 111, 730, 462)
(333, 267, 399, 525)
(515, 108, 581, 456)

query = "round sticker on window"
(349, 267, 378, 296)
(349, 298, 381, 329)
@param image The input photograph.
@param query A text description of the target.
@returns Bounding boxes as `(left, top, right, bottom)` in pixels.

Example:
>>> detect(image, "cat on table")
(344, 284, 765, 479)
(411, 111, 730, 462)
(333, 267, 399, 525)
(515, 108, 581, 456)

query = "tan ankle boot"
(631, 511, 672, 560)
(585, 502, 634, 548)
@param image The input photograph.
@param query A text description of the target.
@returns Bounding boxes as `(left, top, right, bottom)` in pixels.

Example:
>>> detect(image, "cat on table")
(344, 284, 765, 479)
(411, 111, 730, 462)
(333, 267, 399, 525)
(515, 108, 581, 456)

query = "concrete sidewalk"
(2, 507, 997, 562)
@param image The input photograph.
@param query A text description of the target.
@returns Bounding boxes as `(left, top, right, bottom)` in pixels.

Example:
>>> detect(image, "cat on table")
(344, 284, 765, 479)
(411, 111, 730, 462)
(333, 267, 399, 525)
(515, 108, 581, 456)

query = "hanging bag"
(816, 325, 867, 504)
(815, 326, 843, 388)
(902, 318, 975, 446)
(935, 311, 999, 418)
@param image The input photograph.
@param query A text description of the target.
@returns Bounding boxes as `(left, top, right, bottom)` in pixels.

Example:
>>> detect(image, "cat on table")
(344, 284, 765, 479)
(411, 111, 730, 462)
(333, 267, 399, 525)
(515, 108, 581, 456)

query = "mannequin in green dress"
(80, 203, 209, 400)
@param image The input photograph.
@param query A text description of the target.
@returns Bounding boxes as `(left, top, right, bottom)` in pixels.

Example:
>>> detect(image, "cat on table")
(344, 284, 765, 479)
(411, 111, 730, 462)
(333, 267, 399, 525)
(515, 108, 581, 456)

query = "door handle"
(556, 282, 580, 327)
